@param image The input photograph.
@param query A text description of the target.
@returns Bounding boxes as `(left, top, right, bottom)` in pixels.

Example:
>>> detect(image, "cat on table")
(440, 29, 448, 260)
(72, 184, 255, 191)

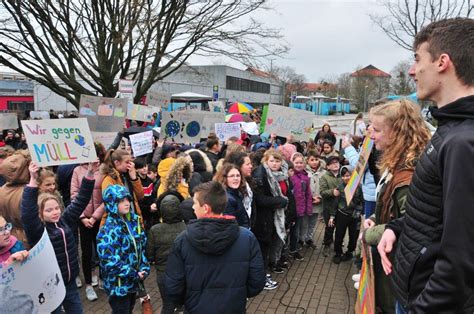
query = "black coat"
(224, 188, 249, 228)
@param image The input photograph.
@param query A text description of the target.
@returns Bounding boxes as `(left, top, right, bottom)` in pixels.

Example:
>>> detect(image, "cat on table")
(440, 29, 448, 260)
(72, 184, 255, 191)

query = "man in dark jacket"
(164, 181, 265, 313)
(378, 18, 474, 313)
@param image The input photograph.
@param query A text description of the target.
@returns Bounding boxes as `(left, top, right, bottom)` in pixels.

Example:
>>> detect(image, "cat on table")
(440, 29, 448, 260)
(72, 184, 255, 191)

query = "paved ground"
(79, 222, 357, 313)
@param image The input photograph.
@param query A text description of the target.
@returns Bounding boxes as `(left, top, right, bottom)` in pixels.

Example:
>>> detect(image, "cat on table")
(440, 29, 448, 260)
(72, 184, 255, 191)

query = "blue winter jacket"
(224, 188, 249, 228)
(164, 217, 265, 313)
(97, 185, 150, 297)
(344, 145, 376, 202)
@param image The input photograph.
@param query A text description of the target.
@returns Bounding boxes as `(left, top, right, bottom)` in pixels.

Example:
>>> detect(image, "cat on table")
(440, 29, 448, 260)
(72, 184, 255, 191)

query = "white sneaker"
(264, 277, 278, 290)
(92, 275, 99, 287)
(85, 286, 98, 301)
(354, 282, 360, 290)
(352, 273, 361, 282)
(98, 279, 104, 290)
(75, 276, 82, 288)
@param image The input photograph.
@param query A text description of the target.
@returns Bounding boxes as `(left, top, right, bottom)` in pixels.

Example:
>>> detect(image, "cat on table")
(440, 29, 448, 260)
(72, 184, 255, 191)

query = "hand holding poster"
(0, 113, 18, 130)
(262, 104, 315, 141)
(21, 118, 98, 167)
(215, 123, 241, 142)
(129, 131, 153, 157)
(344, 137, 374, 205)
(0, 230, 66, 313)
(160, 111, 204, 144)
(79, 95, 128, 132)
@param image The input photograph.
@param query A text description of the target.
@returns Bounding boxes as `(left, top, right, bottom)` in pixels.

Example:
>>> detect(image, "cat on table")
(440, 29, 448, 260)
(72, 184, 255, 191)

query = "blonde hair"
(37, 193, 63, 220)
(100, 149, 131, 180)
(225, 143, 246, 156)
(370, 99, 431, 173)
(291, 152, 305, 163)
(262, 149, 284, 163)
(37, 168, 56, 189)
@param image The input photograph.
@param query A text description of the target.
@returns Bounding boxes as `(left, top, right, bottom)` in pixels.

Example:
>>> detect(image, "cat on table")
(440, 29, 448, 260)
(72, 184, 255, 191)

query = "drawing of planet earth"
(186, 121, 201, 137)
(165, 120, 180, 137)
(74, 135, 85, 146)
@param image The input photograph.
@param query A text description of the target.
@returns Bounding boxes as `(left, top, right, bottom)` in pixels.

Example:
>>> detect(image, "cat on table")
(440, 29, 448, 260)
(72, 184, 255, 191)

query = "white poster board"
(92, 131, 117, 150)
(263, 104, 315, 141)
(129, 131, 153, 157)
(119, 79, 134, 101)
(215, 123, 241, 142)
(201, 112, 225, 137)
(0, 113, 18, 130)
(240, 122, 259, 135)
(160, 111, 204, 144)
(0, 230, 66, 313)
(126, 104, 157, 122)
(208, 101, 225, 113)
(147, 90, 171, 109)
(30, 111, 50, 120)
(21, 118, 98, 167)
(79, 95, 127, 132)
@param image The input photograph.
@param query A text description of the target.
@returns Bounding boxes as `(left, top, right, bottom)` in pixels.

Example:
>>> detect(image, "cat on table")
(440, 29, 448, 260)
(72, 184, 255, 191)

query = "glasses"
(226, 174, 241, 179)
(0, 223, 12, 235)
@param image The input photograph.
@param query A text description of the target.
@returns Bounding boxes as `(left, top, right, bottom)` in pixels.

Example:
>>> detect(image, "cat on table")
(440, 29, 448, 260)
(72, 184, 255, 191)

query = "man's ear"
(437, 53, 451, 73)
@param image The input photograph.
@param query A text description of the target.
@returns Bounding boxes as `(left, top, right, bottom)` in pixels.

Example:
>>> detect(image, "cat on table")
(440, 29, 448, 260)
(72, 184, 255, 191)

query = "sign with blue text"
(262, 104, 315, 141)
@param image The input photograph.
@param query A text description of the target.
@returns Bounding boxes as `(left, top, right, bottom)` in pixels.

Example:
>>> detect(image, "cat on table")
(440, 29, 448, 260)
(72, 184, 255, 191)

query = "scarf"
(379, 168, 413, 224)
(243, 182, 253, 221)
(263, 161, 289, 242)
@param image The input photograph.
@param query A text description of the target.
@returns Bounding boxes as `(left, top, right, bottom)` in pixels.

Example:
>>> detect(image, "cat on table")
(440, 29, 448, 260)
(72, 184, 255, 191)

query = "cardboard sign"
(91, 131, 117, 150)
(79, 95, 127, 132)
(215, 123, 241, 142)
(355, 241, 375, 314)
(187, 103, 202, 111)
(0, 113, 18, 130)
(344, 137, 374, 205)
(160, 111, 204, 144)
(208, 101, 225, 113)
(30, 111, 50, 120)
(147, 90, 171, 109)
(240, 122, 259, 135)
(201, 112, 225, 137)
(127, 104, 157, 122)
(129, 131, 153, 157)
(0, 230, 66, 312)
(262, 104, 315, 141)
(21, 118, 98, 167)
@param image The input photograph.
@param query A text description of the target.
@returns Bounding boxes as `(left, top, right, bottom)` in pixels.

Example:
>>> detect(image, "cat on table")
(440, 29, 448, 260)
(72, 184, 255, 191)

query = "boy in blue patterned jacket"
(97, 185, 150, 313)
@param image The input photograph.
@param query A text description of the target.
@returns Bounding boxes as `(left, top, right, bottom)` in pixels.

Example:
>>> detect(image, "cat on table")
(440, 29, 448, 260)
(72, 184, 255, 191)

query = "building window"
(7, 101, 34, 111)
(226, 76, 270, 94)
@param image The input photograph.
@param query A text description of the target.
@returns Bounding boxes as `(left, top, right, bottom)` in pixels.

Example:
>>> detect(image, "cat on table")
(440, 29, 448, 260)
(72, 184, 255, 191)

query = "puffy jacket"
(290, 169, 313, 217)
(387, 96, 474, 312)
(71, 164, 104, 221)
(319, 171, 341, 215)
(21, 177, 94, 284)
(343, 145, 376, 202)
(164, 217, 265, 313)
(224, 187, 249, 228)
(97, 185, 150, 297)
(158, 156, 192, 199)
(306, 164, 326, 214)
(184, 149, 213, 195)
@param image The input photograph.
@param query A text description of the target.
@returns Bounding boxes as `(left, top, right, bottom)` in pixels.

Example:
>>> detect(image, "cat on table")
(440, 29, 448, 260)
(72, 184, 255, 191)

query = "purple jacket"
(290, 170, 313, 217)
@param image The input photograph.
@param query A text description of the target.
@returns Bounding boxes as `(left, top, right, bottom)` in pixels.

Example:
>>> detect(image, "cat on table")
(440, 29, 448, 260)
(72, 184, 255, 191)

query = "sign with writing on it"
(201, 112, 225, 137)
(208, 101, 225, 113)
(160, 111, 204, 144)
(79, 95, 127, 132)
(129, 131, 153, 157)
(0, 113, 18, 130)
(262, 104, 315, 141)
(215, 123, 241, 142)
(21, 118, 98, 167)
(92, 132, 117, 150)
(126, 104, 157, 122)
(240, 122, 259, 135)
(344, 137, 374, 205)
(146, 90, 171, 109)
(0, 229, 66, 313)
(30, 111, 50, 120)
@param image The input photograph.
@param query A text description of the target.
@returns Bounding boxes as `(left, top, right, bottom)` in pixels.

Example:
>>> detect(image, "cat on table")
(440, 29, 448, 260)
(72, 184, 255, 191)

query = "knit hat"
(277, 143, 297, 161)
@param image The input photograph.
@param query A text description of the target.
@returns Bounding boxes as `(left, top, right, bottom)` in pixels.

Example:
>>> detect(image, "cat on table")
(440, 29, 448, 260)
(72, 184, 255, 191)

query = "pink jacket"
(71, 164, 105, 221)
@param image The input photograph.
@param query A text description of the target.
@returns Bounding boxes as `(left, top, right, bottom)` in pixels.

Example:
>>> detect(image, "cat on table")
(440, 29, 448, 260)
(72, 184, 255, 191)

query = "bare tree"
(0, 0, 287, 108)
(390, 60, 416, 95)
(370, 0, 473, 50)
(267, 65, 306, 105)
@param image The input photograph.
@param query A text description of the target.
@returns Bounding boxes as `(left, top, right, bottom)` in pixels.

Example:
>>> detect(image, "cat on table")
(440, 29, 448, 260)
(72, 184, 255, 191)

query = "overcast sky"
(190, 0, 414, 82)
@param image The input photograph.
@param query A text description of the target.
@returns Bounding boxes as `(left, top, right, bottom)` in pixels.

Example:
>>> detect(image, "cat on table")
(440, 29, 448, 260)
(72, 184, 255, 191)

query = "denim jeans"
(364, 201, 376, 218)
(52, 280, 83, 314)
(289, 217, 303, 252)
(301, 213, 318, 242)
(108, 293, 137, 314)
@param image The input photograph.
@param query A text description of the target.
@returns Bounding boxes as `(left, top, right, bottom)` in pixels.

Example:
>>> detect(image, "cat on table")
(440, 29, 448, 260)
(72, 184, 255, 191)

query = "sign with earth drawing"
(160, 111, 204, 144)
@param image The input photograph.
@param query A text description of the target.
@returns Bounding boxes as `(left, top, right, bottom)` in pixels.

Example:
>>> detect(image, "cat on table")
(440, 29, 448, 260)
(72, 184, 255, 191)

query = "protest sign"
(79, 95, 127, 132)
(21, 118, 98, 167)
(262, 104, 315, 141)
(92, 131, 117, 150)
(30, 111, 50, 120)
(355, 241, 375, 314)
(129, 131, 153, 157)
(119, 79, 134, 101)
(147, 90, 171, 109)
(208, 101, 225, 113)
(160, 111, 204, 144)
(215, 123, 241, 142)
(127, 104, 157, 122)
(0, 230, 66, 313)
(344, 137, 374, 205)
(201, 112, 225, 137)
(0, 113, 18, 130)
(240, 122, 259, 135)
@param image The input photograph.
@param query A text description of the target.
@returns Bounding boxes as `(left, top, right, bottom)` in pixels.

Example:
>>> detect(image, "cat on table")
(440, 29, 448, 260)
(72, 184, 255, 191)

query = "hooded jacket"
(290, 169, 313, 217)
(306, 163, 326, 214)
(71, 164, 104, 221)
(158, 156, 192, 199)
(96, 185, 150, 297)
(184, 149, 213, 194)
(224, 187, 249, 228)
(0, 235, 25, 264)
(343, 145, 376, 202)
(164, 217, 265, 313)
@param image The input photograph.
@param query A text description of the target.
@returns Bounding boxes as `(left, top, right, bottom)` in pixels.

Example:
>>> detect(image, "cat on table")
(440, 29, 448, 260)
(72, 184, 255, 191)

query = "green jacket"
(319, 171, 341, 214)
(333, 183, 364, 219)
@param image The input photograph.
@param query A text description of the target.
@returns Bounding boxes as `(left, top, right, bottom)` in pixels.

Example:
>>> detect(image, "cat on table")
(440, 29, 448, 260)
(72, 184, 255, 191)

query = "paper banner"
(147, 90, 171, 109)
(0, 113, 18, 130)
(208, 101, 225, 113)
(344, 137, 374, 205)
(215, 123, 241, 142)
(91, 131, 117, 150)
(30, 111, 50, 120)
(127, 104, 158, 122)
(129, 131, 153, 157)
(355, 241, 375, 314)
(21, 118, 98, 167)
(160, 111, 204, 144)
(240, 122, 259, 135)
(79, 95, 127, 132)
(0, 229, 66, 313)
(262, 104, 315, 141)
(201, 112, 225, 137)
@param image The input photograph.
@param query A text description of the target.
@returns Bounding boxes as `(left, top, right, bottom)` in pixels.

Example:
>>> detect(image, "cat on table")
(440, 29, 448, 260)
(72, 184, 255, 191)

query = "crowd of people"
(0, 17, 473, 314)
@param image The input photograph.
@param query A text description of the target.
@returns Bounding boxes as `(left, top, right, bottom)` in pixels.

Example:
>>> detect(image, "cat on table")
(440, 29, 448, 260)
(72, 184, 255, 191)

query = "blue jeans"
(301, 214, 319, 242)
(108, 293, 137, 314)
(364, 201, 376, 218)
(52, 280, 83, 314)
(289, 217, 303, 252)
(396, 301, 408, 314)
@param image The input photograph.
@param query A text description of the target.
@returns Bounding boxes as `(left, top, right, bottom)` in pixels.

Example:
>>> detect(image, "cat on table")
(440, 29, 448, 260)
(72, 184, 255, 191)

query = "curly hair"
(370, 99, 431, 173)
(213, 163, 247, 195)
(163, 156, 193, 194)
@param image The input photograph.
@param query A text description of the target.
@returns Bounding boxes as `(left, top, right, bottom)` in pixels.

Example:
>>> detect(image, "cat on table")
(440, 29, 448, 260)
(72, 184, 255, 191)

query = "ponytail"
(100, 149, 131, 179)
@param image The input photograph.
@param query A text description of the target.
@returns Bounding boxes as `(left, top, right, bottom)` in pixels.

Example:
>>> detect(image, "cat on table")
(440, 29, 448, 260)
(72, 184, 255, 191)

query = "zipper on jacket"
(56, 223, 71, 283)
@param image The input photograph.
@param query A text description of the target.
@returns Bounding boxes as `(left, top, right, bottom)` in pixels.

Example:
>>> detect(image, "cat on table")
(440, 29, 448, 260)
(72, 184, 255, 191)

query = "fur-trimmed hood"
(163, 156, 193, 193)
(0, 150, 30, 185)
(184, 149, 213, 174)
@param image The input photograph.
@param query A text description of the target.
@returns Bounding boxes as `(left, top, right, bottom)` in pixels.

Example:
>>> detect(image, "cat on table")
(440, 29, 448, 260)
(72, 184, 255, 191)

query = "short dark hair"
(193, 181, 227, 214)
(341, 166, 351, 177)
(134, 157, 147, 170)
(414, 18, 474, 85)
(147, 163, 157, 173)
(206, 137, 219, 150)
(306, 149, 320, 159)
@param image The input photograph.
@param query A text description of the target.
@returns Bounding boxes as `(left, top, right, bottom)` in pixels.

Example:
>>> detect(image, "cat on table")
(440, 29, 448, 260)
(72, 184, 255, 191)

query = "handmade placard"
(160, 111, 204, 144)
(147, 90, 171, 109)
(215, 123, 241, 142)
(79, 95, 127, 132)
(0, 112, 18, 130)
(344, 137, 374, 205)
(129, 131, 153, 157)
(262, 104, 315, 141)
(208, 101, 225, 113)
(127, 104, 157, 122)
(201, 112, 225, 137)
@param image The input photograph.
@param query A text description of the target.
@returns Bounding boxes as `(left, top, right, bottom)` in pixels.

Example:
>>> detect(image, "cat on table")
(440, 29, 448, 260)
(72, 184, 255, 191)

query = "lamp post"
(363, 85, 368, 112)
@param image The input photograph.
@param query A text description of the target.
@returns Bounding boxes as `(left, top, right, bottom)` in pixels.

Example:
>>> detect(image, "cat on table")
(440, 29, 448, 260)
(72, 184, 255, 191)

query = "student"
(164, 181, 265, 313)
(0, 215, 29, 265)
(320, 141, 339, 160)
(21, 161, 95, 314)
(134, 157, 158, 231)
(97, 185, 150, 313)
